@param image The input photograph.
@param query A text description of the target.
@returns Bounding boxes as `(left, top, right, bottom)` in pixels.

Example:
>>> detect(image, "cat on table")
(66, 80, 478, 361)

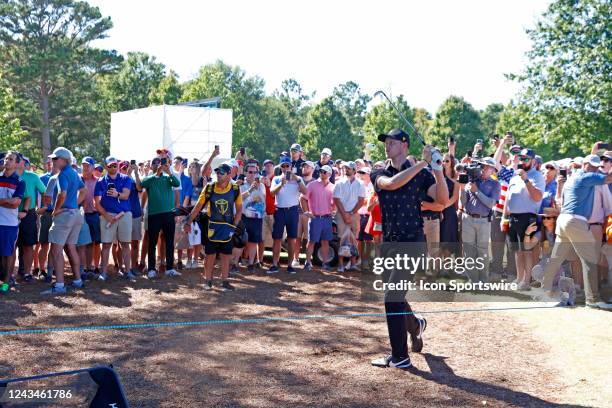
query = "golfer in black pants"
(370, 129, 449, 369)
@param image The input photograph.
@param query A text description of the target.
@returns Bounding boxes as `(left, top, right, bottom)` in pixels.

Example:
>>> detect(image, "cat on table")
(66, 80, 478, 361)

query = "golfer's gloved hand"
(430, 149, 443, 171)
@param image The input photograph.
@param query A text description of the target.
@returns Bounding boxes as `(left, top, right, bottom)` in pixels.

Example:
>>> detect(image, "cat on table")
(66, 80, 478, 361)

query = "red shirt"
(264, 175, 276, 215)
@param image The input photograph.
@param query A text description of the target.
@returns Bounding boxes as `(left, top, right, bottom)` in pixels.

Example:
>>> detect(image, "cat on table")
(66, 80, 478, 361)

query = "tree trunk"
(40, 82, 51, 162)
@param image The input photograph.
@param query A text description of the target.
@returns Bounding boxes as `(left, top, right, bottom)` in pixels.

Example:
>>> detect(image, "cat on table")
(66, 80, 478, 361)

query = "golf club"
(374, 90, 426, 147)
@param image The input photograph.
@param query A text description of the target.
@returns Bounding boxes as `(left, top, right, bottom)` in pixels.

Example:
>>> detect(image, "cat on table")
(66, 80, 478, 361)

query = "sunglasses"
(519, 157, 531, 162)
(247, 170, 258, 174)
(601, 157, 610, 162)
(443, 159, 451, 163)
(214, 170, 228, 175)
(545, 166, 556, 170)
(543, 216, 555, 220)
(51, 157, 59, 161)
(107, 164, 117, 168)
(281, 164, 290, 168)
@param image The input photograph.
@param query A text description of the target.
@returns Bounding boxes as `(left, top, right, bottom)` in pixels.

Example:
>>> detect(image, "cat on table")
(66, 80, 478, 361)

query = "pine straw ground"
(1, 265, 611, 408)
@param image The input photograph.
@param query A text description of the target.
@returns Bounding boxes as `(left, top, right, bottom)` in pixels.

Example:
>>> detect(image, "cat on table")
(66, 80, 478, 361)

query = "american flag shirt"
(494, 165, 514, 213)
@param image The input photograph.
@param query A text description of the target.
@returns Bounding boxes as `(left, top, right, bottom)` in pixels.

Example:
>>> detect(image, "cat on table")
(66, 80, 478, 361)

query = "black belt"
(85, 212, 98, 215)
(312, 214, 331, 218)
(423, 214, 440, 221)
(467, 213, 489, 219)
(589, 222, 603, 226)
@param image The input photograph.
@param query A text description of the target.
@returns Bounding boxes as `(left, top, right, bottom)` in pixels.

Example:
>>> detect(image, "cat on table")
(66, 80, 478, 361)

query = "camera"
(560, 168, 567, 178)
(160, 158, 167, 165)
(598, 142, 610, 150)
(107, 182, 116, 191)
(130, 159, 136, 165)
(455, 162, 482, 183)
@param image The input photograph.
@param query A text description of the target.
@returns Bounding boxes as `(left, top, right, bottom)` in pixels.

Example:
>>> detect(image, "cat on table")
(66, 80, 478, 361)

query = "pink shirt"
(306, 179, 335, 216)
(82, 176, 98, 213)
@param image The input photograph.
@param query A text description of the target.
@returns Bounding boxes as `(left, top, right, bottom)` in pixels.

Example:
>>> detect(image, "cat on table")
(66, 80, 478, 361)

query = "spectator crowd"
(0, 134, 611, 308)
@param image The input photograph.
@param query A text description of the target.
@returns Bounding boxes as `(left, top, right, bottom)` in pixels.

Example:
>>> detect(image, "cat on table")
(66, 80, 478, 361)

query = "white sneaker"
(291, 259, 301, 268)
(165, 269, 182, 277)
(586, 301, 612, 310)
(147, 270, 157, 279)
(337, 265, 345, 273)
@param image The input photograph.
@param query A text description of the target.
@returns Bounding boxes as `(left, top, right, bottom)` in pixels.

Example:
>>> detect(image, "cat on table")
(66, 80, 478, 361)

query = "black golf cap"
(378, 128, 409, 143)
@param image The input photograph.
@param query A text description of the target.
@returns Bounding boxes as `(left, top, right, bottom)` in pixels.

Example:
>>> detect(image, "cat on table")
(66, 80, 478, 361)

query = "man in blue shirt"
(542, 155, 612, 309)
(460, 157, 501, 283)
(503, 148, 545, 290)
(94, 156, 133, 281)
(43, 147, 87, 295)
(120, 162, 144, 278)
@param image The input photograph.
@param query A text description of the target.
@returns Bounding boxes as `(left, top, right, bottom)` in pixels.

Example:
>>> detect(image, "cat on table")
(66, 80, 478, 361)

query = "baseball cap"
(119, 160, 130, 169)
(584, 154, 601, 167)
(343, 161, 357, 170)
(378, 128, 409, 143)
(279, 156, 291, 165)
(357, 167, 371, 174)
(263, 159, 274, 166)
(290, 143, 302, 152)
(48, 147, 72, 160)
(302, 160, 315, 169)
(94, 164, 103, 172)
(173, 155, 183, 162)
(572, 156, 584, 165)
(534, 155, 543, 165)
(320, 165, 333, 174)
(81, 156, 95, 166)
(601, 151, 612, 160)
(214, 163, 232, 175)
(480, 157, 497, 168)
(223, 159, 239, 168)
(519, 148, 535, 159)
(321, 148, 332, 156)
(509, 145, 522, 154)
(544, 161, 559, 171)
(105, 156, 119, 165)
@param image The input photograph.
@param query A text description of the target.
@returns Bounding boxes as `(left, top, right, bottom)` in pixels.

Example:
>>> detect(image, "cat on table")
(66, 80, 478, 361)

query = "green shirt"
(141, 173, 180, 216)
(18, 171, 47, 211)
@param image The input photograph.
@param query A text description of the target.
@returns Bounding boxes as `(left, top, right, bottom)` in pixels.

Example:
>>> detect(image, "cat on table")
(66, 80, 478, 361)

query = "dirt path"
(1, 267, 609, 407)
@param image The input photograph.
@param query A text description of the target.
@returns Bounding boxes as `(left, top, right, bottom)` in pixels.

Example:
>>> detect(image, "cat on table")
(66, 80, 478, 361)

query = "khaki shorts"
(131, 216, 143, 241)
(263, 214, 275, 247)
(335, 212, 359, 239)
(297, 212, 310, 242)
(48, 209, 83, 246)
(100, 212, 133, 243)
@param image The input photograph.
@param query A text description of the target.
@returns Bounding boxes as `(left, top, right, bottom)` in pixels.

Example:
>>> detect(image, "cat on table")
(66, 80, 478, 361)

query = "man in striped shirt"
(491, 134, 521, 278)
(0, 151, 26, 289)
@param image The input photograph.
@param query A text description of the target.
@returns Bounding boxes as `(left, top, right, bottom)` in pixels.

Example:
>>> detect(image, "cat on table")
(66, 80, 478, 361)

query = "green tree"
(0, 0, 121, 162)
(149, 70, 183, 105)
(182, 60, 265, 155)
(0, 72, 26, 152)
(331, 81, 371, 132)
(272, 78, 313, 143)
(298, 97, 358, 161)
(251, 97, 294, 160)
(100, 51, 166, 112)
(480, 103, 504, 137)
(506, 0, 611, 156)
(429, 96, 484, 158)
(363, 95, 422, 162)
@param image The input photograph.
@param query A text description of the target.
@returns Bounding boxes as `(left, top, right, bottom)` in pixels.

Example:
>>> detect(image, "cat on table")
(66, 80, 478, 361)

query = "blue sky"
(90, 0, 551, 114)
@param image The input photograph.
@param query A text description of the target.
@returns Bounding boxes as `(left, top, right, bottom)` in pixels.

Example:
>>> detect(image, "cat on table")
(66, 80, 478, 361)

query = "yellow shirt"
(197, 182, 242, 217)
